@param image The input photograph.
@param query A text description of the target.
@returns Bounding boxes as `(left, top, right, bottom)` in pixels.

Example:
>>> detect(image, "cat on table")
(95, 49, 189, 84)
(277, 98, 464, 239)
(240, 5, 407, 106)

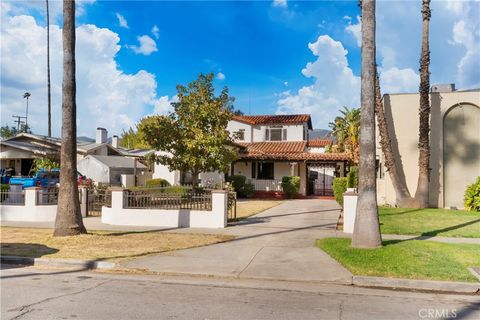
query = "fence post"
(24, 187, 39, 208)
(79, 187, 88, 218)
(211, 190, 228, 228)
(109, 187, 125, 210)
(343, 191, 358, 233)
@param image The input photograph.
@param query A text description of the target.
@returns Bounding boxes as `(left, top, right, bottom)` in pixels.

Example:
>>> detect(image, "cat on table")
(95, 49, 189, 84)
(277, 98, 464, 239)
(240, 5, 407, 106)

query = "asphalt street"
(2, 265, 479, 320)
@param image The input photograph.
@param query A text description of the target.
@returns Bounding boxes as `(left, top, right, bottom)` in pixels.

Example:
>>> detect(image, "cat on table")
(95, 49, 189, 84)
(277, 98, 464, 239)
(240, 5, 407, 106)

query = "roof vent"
(431, 84, 455, 93)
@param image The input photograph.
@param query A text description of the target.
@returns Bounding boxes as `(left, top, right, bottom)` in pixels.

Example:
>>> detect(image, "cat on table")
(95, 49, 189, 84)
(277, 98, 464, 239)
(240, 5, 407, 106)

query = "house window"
(256, 162, 274, 180)
(236, 129, 245, 141)
(265, 126, 287, 141)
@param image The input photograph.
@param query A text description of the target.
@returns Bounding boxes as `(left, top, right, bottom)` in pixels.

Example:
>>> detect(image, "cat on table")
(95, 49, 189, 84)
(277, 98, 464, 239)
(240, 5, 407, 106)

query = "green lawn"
(317, 238, 480, 282)
(379, 207, 480, 238)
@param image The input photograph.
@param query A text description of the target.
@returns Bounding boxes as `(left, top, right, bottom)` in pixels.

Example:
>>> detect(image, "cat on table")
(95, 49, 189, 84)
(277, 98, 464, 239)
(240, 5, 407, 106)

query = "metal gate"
(86, 189, 111, 217)
(307, 164, 336, 196)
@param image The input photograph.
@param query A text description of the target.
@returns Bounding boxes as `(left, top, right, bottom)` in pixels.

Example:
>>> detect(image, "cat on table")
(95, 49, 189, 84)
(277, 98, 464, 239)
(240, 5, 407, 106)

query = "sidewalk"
(123, 199, 354, 284)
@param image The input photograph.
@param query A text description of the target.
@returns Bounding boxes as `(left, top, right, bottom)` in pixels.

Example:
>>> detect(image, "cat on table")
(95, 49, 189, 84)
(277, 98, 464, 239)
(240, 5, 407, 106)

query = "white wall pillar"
(109, 187, 125, 210)
(80, 187, 87, 218)
(343, 191, 358, 233)
(211, 190, 228, 228)
(24, 187, 38, 207)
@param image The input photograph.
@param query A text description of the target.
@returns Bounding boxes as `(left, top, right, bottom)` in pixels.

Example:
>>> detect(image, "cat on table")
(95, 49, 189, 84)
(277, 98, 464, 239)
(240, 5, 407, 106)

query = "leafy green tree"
(139, 73, 238, 186)
(119, 127, 150, 149)
(1, 124, 31, 139)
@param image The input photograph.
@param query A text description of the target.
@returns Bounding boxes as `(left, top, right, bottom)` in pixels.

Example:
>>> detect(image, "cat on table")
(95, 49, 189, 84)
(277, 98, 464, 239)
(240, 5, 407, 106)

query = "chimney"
(112, 135, 119, 148)
(96, 127, 107, 144)
(431, 84, 455, 93)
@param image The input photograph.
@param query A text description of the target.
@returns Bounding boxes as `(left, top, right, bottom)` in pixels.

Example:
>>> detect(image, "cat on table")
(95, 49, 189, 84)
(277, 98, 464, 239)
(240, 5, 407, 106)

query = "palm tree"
(54, 0, 87, 237)
(414, 0, 431, 208)
(46, 0, 52, 137)
(352, 0, 382, 248)
(328, 106, 360, 163)
(23, 92, 31, 131)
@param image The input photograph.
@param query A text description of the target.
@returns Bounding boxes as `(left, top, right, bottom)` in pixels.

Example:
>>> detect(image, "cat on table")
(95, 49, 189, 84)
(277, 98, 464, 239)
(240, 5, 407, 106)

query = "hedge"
(333, 177, 348, 207)
(346, 166, 359, 189)
(146, 178, 171, 188)
(464, 176, 480, 212)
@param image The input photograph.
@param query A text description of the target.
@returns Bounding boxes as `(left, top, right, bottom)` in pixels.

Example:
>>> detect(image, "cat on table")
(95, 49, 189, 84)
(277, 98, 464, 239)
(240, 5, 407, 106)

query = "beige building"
(376, 85, 480, 209)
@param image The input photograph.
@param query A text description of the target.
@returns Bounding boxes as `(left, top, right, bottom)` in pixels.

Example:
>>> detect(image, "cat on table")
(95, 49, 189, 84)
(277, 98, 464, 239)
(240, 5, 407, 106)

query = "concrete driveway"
(124, 199, 353, 283)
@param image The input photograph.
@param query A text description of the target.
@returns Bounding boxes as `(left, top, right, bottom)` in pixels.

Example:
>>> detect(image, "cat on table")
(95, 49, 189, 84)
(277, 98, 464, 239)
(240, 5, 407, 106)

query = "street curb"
(1, 256, 116, 270)
(352, 276, 480, 294)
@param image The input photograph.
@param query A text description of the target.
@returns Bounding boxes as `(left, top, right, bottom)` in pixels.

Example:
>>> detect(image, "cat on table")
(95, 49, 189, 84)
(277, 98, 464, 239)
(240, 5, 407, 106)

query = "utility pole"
(12, 115, 27, 132)
(46, 0, 52, 137)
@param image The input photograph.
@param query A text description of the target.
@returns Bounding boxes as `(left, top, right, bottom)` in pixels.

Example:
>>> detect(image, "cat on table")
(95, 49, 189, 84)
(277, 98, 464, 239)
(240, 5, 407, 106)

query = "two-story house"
(228, 114, 350, 197)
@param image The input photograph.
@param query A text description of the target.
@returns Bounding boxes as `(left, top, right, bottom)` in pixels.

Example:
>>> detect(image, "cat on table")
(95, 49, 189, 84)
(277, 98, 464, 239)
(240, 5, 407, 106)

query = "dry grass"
(234, 199, 284, 220)
(0, 227, 233, 262)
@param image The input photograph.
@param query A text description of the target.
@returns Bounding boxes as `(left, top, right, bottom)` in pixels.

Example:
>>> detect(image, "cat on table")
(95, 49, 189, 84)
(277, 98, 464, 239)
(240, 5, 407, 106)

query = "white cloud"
(276, 35, 360, 129)
(1, 12, 165, 137)
(273, 0, 287, 8)
(116, 13, 129, 29)
(284, 81, 288, 86)
(216, 72, 226, 81)
(127, 35, 158, 56)
(152, 95, 178, 115)
(151, 25, 160, 39)
(380, 67, 419, 94)
(345, 15, 361, 47)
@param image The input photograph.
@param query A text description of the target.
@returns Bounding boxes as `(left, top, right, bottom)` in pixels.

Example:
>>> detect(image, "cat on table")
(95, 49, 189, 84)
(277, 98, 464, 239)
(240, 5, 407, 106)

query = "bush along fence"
(101, 187, 229, 228)
(0, 186, 88, 222)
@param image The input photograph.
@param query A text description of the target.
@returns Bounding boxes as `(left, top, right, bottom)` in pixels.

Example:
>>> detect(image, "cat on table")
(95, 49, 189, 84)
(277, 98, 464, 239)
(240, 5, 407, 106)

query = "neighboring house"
(77, 155, 150, 186)
(1, 128, 125, 177)
(229, 114, 348, 196)
(376, 84, 480, 209)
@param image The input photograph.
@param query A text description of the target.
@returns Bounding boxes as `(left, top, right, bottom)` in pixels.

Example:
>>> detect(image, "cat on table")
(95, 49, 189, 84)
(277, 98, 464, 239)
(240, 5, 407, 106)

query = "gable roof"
(232, 114, 313, 129)
(2, 133, 122, 155)
(87, 155, 147, 169)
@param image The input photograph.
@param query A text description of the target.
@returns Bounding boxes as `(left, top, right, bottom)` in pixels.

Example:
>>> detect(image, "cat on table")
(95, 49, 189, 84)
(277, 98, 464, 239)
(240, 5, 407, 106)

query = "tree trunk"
(374, 71, 416, 207)
(46, 0, 52, 137)
(191, 170, 200, 187)
(414, 0, 431, 208)
(54, 0, 87, 237)
(352, 0, 382, 248)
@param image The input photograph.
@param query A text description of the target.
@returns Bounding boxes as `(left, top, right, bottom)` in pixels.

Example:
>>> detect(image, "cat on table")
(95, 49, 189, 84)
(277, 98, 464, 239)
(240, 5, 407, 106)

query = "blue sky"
(1, 1, 479, 137)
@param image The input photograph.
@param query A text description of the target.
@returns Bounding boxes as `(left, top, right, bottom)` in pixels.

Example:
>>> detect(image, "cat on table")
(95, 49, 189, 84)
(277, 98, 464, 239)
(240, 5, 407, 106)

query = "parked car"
(9, 169, 60, 189)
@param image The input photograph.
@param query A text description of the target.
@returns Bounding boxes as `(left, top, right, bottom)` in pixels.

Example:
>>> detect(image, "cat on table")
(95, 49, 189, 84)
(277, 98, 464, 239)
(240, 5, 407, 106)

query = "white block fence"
(0, 186, 87, 222)
(101, 189, 228, 228)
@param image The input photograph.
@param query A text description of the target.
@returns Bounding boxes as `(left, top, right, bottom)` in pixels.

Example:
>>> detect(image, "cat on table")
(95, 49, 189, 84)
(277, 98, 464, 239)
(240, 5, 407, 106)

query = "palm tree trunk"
(414, 0, 431, 208)
(54, 0, 87, 237)
(374, 70, 416, 207)
(46, 0, 52, 137)
(352, 0, 382, 248)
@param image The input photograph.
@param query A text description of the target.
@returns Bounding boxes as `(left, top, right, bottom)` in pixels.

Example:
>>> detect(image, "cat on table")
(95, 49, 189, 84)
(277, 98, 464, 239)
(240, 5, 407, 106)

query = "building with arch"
(376, 85, 479, 209)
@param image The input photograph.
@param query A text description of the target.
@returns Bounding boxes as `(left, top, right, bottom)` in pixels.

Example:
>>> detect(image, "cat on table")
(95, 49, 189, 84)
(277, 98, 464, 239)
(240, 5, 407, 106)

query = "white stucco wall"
(77, 156, 110, 184)
(250, 124, 305, 142)
(227, 120, 252, 142)
(376, 90, 480, 208)
(307, 147, 326, 153)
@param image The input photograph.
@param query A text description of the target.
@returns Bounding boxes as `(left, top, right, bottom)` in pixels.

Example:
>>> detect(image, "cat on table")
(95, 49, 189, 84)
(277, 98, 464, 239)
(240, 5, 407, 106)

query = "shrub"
(281, 176, 301, 198)
(333, 177, 348, 207)
(1, 184, 10, 191)
(464, 177, 480, 212)
(226, 175, 246, 192)
(146, 178, 171, 188)
(243, 182, 255, 198)
(346, 166, 359, 189)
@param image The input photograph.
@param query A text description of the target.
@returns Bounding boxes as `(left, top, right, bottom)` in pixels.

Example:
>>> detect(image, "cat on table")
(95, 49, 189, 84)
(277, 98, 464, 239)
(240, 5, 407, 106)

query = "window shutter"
(251, 162, 256, 178)
(283, 129, 287, 141)
(265, 129, 270, 141)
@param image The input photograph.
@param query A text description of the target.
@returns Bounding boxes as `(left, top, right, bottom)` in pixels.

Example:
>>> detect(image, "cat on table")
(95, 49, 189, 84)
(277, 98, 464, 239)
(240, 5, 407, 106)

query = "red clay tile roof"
(232, 114, 313, 129)
(235, 142, 350, 162)
(307, 139, 333, 147)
